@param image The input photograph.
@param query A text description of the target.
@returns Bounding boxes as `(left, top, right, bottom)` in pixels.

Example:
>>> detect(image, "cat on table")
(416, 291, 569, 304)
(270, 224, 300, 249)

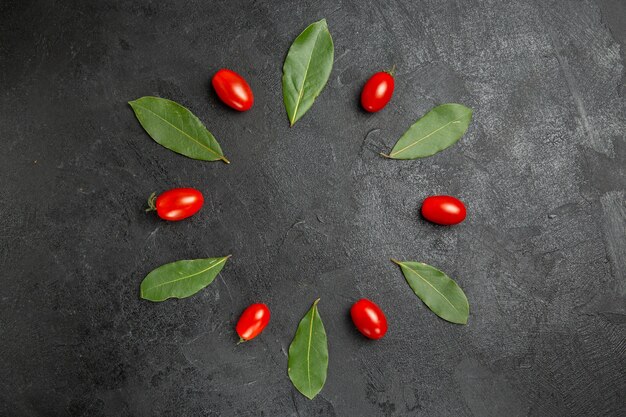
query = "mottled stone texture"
(1, 0, 624, 416)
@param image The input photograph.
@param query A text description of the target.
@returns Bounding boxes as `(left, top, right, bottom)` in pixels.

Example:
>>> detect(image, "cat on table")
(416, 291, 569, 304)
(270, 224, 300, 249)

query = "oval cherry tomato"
(211, 69, 254, 111)
(350, 299, 388, 340)
(360, 70, 395, 112)
(236, 303, 270, 342)
(421, 195, 466, 225)
(147, 188, 204, 221)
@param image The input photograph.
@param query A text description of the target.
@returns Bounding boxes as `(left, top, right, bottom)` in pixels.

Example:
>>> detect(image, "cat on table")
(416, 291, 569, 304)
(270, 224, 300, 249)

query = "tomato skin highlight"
(211, 69, 254, 111)
(350, 299, 388, 340)
(360, 71, 395, 112)
(153, 188, 204, 221)
(236, 303, 271, 342)
(421, 195, 467, 225)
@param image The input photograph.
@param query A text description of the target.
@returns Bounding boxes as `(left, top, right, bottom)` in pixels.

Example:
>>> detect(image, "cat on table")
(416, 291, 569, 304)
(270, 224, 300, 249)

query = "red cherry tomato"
(421, 195, 466, 225)
(361, 70, 395, 112)
(236, 303, 270, 342)
(211, 69, 254, 111)
(147, 188, 204, 221)
(350, 299, 388, 340)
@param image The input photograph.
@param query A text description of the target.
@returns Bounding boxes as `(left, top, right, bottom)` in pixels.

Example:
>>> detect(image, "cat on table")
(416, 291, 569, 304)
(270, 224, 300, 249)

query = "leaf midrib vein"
(145, 258, 227, 291)
(390, 119, 462, 157)
(134, 102, 223, 159)
(402, 263, 460, 313)
(305, 304, 315, 395)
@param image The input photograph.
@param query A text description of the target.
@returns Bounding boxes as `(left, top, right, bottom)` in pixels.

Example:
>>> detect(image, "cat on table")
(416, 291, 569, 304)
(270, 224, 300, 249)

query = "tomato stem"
(387, 64, 397, 77)
(145, 192, 157, 212)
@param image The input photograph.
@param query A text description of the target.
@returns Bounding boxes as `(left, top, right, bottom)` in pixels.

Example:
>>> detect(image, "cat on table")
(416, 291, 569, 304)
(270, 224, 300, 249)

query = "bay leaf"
(288, 298, 328, 399)
(383, 103, 472, 159)
(140, 256, 231, 302)
(282, 19, 334, 126)
(129, 96, 229, 163)
(391, 259, 469, 324)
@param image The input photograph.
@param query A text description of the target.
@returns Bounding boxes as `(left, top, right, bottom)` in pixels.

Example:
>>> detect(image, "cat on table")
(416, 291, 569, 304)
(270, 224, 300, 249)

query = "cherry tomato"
(350, 299, 388, 340)
(211, 69, 254, 111)
(236, 303, 270, 342)
(360, 70, 395, 112)
(421, 195, 466, 225)
(147, 188, 204, 221)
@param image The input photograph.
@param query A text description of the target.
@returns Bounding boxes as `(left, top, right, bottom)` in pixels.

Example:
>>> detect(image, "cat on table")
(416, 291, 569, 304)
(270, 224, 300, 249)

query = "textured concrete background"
(1, 0, 625, 416)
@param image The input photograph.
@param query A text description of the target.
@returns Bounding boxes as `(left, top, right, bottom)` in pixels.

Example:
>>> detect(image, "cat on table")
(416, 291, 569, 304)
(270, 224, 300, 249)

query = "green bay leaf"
(392, 259, 469, 324)
(140, 256, 231, 302)
(384, 103, 472, 159)
(288, 298, 328, 399)
(282, 19, 334, 126)
(129, 96, 229, 163)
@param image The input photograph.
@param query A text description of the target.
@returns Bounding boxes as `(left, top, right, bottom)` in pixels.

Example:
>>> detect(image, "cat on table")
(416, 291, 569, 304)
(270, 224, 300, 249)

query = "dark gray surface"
(1, 0, 625, 416)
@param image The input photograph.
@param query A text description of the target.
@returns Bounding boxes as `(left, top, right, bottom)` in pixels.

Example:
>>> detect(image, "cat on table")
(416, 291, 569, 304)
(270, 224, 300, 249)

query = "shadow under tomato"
(355, 82, 371, 115)
(345, 309, 364, 339)
(206, 78, 224, 109)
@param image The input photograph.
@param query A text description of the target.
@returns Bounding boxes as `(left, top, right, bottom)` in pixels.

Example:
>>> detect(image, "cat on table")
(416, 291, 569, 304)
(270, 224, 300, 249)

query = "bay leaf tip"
(304, 391, 317, 400)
